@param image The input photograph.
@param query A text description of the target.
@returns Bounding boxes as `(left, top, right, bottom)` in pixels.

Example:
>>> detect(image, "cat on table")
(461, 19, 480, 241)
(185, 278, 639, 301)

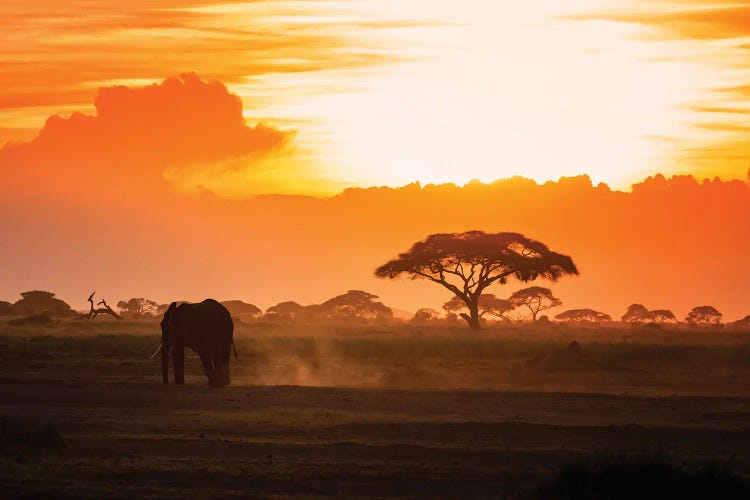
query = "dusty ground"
(1, 323, 750, 498)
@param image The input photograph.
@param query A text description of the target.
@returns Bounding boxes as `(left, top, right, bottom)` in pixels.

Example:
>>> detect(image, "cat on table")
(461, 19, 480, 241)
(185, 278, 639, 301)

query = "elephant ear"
(166, 302, 181, 328)
(162, 302, 177, 323)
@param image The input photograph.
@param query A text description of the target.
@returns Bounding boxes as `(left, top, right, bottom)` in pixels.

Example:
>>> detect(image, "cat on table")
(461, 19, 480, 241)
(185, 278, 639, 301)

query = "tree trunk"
(460, 298, 481, 329)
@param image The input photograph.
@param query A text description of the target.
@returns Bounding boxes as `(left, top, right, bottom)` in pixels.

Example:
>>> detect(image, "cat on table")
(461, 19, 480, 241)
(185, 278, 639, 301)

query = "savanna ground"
(2, 318, 750, 498)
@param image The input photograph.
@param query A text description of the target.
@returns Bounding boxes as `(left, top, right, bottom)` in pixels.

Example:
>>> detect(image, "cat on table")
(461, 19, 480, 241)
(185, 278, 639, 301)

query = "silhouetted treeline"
(264, 290, 393, 324)
(2, 289, 748, 330)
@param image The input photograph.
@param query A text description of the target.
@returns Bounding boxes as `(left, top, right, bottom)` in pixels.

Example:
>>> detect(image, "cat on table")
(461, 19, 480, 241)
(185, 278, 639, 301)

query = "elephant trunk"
(161, 342, 170, 384)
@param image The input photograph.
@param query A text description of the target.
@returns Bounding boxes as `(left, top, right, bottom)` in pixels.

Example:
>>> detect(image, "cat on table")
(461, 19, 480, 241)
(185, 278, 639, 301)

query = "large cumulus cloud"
(0, 73, 292, 198)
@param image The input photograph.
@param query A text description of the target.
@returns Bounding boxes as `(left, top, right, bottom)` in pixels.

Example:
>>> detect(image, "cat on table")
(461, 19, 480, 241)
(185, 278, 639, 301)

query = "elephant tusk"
(149, 344, 162, 360)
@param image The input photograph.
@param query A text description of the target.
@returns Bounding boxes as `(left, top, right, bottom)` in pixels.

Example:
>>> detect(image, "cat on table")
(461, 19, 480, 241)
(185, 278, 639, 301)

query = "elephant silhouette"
(154, 299, 236, 386)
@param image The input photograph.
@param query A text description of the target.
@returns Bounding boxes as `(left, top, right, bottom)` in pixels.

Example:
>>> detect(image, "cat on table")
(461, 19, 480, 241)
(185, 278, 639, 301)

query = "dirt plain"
(2, 320, 750, 498)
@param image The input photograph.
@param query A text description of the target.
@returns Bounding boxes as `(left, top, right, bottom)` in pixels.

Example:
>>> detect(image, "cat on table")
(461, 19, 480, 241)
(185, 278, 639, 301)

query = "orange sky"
(2, 0, 750, 193)
(1, 1, 749, 318)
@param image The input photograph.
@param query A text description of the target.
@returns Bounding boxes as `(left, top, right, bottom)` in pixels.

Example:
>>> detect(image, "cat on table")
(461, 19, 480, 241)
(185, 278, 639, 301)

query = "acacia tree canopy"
(14, 290, 74, 317)
(685, 305, 723, 326)
(117, 297, 159, 317)
(622, 304, 676, 325)
(555, 308, 612, 323)
(412, 308, 439, 324)
(509, 286, 562, 323)
(265, 301, 307, 320)
(319, 290, 393, 321)
(221, 300, 262, 318)
(730, 315, 750, 330)
(375, 231, 578, 329)
(622, 304, 650, 323)
(649, 309, 676, 324)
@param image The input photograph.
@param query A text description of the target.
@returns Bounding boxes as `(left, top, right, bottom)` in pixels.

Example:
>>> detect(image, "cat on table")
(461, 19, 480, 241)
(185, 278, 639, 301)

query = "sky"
(0, 1, 749, 317)
(2, 0, 750, 195)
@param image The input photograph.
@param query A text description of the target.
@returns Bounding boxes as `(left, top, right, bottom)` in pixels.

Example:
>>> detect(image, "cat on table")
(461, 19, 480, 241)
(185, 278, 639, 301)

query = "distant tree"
(729, 315, 750, 330)
(13, 291, 74, 317)
(685, 306, 723, 326)
(117, 298, 159, 318)
(265, 301, 308, 321)
(555, 308, 612, 324)
(412, 308, 440, 325)
(319, 290, 393, 322)
(621, 304, 651, 324)
(509, 286, 562, 323)
(444, 312, 462, 325)
(0, 301, 14, 316)
(221, 300, 262, 320)
(375, 231, 578, 329)
(443, 293, 514, 324)
(649, 309, 676, 324)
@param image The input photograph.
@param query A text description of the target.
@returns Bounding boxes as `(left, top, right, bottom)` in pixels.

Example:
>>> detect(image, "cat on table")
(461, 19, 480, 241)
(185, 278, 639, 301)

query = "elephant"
(153, 299, 236, 386)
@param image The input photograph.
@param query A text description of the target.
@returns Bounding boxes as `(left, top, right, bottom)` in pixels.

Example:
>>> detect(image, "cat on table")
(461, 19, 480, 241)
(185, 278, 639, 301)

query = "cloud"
(562, 2, 750, 182)
(0, 0, 407, 118)
(0, 74, 294, 197)
(572, 5, 750, 40)
(691, 106, 750, 115)
(718, 84, 750, 98)
(694, 123, 750, 133)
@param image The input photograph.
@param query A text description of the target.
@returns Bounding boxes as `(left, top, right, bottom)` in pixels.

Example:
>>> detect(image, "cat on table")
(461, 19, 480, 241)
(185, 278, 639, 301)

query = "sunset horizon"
(2, 2, 750, 497)
(3, 69, 750, 195)
(1, 71, 749, 318)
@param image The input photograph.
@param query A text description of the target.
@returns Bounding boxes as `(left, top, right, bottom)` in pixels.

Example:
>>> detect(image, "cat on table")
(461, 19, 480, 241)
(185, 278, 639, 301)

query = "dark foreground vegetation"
(1, 320, 749, 497)
(533, 453, 750, 499)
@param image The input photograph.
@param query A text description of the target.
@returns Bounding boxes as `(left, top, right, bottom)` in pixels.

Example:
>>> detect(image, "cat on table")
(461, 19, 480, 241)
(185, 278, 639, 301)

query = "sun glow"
(212, 0, 745, 191)
(1, 1, 749, 193)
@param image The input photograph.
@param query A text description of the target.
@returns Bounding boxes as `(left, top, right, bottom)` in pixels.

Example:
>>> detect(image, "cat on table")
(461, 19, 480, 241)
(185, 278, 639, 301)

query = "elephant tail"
(232, 338, 239, 360)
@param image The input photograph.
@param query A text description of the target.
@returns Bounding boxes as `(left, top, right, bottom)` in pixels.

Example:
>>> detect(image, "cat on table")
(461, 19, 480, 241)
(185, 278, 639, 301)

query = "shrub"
(532, 453, 749, 499)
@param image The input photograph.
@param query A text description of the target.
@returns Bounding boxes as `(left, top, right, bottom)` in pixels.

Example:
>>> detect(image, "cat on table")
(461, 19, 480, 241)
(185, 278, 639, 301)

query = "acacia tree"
(649, 309, 676, 324)
(443, 293, 514, 324)
(319, 290, 393, 322)
(509, 286, 562, 323)
(555, 308, 612, 324)
(14, 291, 75, 317)
(375, 231, 578, 329)
(621, 304, 651, 324)
(729, 315, 750, 330)
(622, 304, 676, 325)
(264, 301, 307, 321)
(221, 300, 262, 319)
(117, 297, 159, 318)
(685, 306, 723, 326)
(412, 308, 439, 325)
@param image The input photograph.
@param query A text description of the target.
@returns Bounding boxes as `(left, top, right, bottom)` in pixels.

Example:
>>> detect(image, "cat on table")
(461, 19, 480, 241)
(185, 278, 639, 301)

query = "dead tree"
(78, 291, 122, 320)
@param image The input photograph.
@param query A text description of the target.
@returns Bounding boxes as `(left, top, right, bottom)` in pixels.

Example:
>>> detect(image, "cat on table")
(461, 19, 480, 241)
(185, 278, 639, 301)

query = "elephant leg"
(223, 357, 231, 386)
(173, 343, 185, 385)
(199, 352, 217, 386)
(214, 348, 230, 386)
(214, 362, 224, 387)
(222, 340, 232, 386)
